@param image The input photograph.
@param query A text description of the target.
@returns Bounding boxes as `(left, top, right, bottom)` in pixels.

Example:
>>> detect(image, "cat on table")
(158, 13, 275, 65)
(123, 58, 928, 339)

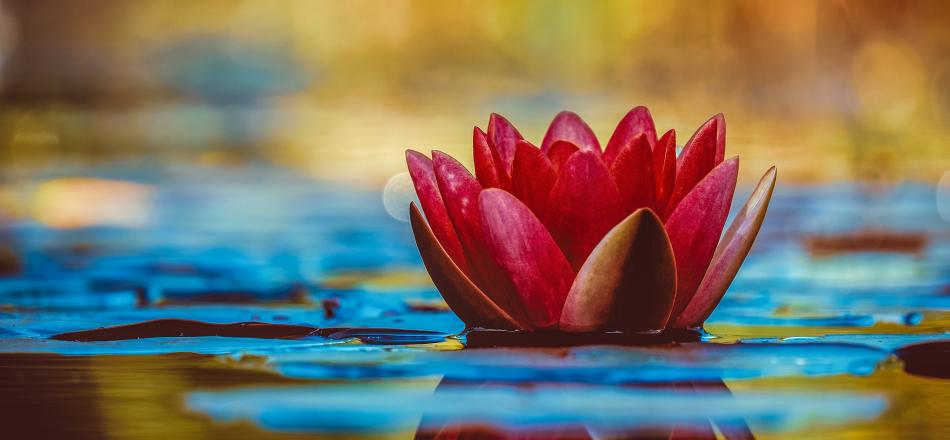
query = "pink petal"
(603, 106, 658, 165)
(713, 113, 726, 165)
(472, 127, 502, 189)
(665, 157, 739, 323)
(432, 151, 525, 322)
(540, 111, 601, 155)
(665, 116, 719, 218)
(405, 150, 469, 274)
(560, 208, 676, 332)
(512, 140, 557, 220)
(546, 150, 624, 271)
(609, 134, 656, 214)
(487, 113, 523, 177)
(546, 140, 580, 173)
(409, 203, 527, 330)
(672, 166, 776, 328)
(653, 129, 677, 215)
(478, 189, 574, 329)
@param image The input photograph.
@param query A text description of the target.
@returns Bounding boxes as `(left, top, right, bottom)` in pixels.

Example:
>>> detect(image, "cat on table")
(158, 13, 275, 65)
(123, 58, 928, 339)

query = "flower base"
(461, 327, 703, 348)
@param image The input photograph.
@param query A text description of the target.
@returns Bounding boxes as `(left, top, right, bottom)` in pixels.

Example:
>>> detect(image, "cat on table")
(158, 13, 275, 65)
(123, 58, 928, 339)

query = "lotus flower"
(406, 107, 775, 332)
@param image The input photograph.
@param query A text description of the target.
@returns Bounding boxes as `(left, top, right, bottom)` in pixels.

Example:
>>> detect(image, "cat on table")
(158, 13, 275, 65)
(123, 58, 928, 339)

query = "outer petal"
(559, 208, 676, 332)
(479, 189, 575, 329)
(665, 117, 719, 218)
(432, 151, 524, 321)
(672, 166, 776, 328)
(541, 111, 601, 155)
(609, 134, 655, 214)
(546, 140, 579, 173)
(512, 140, 557, 220)
(653, 129, 676, 215)
(472, 127, 501, 189)
(712, 113, 726, 165)
(546, 150, 624, 271)
(487, 113, 523, 176)
(409, 203, 526, 330)
(665, 157, 738, 323)
(603, 106, 657, 165)
(406, 150, 468, 274)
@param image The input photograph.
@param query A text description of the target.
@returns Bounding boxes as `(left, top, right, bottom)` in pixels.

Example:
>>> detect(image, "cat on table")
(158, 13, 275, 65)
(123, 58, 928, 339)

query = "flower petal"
(546, 150, 624, 271)
(479, 189, 574, 329)
(409, 203, 526, 330)
(512, 140, 557, 220)
(665, 116, 719, 218)
(653, 129, 677, 215)
(406, 150, 469, 274)
(665, 157, 738, 323)
(603, 106, 658, 165)
(672, 166, 776, 328)
(609, 134, 656, 214)
(432, 151, 525, 321)
(472, 127, 502, 189)
(712, 113, 726, 165)
(546, 140, 579, 173)
(541, 111, 601, 155)
(560, 208, 676, 332)
(487, 113, 523, 177)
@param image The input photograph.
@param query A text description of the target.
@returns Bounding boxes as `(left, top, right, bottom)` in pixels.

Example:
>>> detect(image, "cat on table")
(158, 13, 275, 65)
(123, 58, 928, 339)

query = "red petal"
(472, 127, 501, 189)
(546, 140, 579, 173)
(609, 134, 656, 214)
(432, 151, 525, 322)
(540, 111, 601, 155)
(672, 166, 776, 328)
(487, 113, 523, 177)
(653, 129, 677, 215)
(479, 189, 574, 329)
(665, 157, 738, 323)
(560, 208, 676, 332)
(409, 203, 527, 330)
(665, 116, 718, 218)
(512, 140, 557, 220)
(546, 150, 624, 271)
(603, 106, 657, 165)
(713, 113, 726, 165)
(405, 150, 469, 274)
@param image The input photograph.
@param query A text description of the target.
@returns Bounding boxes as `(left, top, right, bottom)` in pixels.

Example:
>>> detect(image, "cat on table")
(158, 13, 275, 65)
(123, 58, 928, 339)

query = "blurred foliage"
(0, 0, 948, 184)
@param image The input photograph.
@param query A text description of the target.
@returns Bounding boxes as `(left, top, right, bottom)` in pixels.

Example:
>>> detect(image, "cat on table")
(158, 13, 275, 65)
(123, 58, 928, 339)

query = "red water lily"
(407, 107, 776, 331)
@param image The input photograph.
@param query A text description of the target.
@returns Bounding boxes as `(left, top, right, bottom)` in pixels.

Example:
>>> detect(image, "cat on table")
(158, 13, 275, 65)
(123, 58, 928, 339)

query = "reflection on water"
(0, 167, 949, 438)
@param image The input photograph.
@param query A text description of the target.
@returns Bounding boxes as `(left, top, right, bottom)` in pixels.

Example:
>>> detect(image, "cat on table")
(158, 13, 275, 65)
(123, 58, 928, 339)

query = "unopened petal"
(560, 208, 676, 332)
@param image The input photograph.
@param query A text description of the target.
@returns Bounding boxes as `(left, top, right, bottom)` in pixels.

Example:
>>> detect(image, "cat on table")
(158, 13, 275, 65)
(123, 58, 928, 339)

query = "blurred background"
(1, 3, 949, 438)
(1, 0, 949, 181)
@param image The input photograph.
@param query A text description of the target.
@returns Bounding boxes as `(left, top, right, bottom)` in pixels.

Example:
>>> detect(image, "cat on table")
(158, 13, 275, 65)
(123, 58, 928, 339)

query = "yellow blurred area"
(32, 178, 153, 229)
(0, 0, 948, 185)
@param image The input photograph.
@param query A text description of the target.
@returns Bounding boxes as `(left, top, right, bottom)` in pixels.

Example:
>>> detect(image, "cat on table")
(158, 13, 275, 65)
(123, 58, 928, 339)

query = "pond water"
(1, 165, 948, 439)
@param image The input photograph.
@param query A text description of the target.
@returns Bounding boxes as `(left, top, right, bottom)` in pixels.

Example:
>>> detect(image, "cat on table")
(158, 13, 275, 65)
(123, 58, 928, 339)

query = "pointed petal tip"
(542, 111, 601, 154)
